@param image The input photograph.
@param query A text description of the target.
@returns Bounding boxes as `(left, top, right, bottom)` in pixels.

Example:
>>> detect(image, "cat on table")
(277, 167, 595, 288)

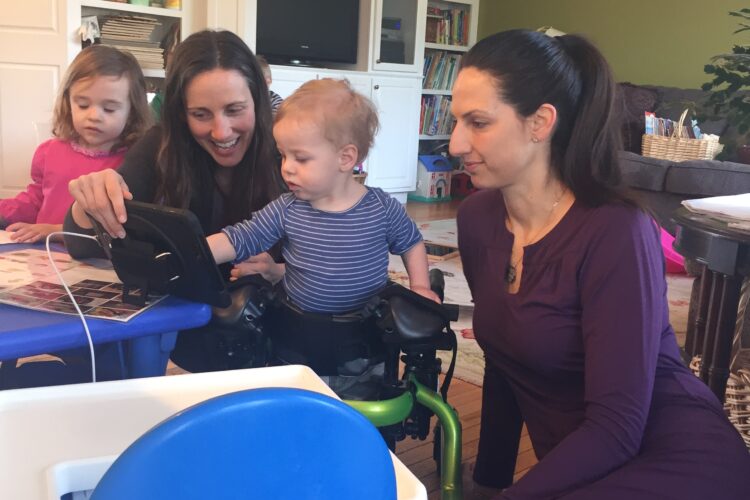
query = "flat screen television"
(256, 0, 359, 66)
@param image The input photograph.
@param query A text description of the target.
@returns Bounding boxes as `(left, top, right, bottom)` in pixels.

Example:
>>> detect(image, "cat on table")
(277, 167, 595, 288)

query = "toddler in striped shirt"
(207, 78, 438, 314)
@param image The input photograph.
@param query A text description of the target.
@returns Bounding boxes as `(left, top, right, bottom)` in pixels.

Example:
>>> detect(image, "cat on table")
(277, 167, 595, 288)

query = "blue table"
(0, 244, 212, 383)
(0, 297, 211, 377)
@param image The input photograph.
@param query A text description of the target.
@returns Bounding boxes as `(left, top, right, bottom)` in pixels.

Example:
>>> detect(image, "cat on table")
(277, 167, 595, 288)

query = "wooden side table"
(672, 207, 750, 402)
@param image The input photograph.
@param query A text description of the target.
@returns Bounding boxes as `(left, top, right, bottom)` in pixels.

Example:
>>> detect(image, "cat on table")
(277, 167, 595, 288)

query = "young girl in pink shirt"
(0, 44, 151, 243)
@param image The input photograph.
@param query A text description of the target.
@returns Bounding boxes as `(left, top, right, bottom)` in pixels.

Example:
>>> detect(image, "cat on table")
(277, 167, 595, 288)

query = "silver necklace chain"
(504, 188, 567, 285)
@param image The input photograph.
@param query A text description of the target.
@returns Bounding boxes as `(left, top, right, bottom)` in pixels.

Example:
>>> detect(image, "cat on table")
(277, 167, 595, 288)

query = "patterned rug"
(390, 219, 695, 387)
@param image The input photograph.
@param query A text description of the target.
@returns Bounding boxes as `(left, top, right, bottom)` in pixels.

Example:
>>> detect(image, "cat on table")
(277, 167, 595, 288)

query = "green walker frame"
(346, 373, 463, 499)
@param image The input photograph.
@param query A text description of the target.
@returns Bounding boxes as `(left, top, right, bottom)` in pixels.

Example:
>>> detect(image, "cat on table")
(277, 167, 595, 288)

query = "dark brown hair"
(461, 29, 628, 207)
(53, 44, 151, 152)
(156, 30, 284, 224)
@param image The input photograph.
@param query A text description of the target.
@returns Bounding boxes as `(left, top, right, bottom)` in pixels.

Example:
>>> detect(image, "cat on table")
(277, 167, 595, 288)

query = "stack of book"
(100, 15, 164, 70)
(420, 95, 455, 136)
(682, 194, 750, 230)
(425, 6, 469, 46)
(423, 50, 462, 90)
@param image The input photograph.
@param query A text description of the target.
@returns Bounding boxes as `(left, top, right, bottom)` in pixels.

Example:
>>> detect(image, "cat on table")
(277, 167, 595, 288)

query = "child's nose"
(281, 158, 293, 175)
(86, 107, 103, 122)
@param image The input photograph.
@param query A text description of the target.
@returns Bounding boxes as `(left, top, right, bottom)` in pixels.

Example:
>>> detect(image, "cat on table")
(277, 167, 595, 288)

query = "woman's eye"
(190, 111, 208, 120)
(471, 121, 487, 129)
(104, 108, 116, 114)
(227, 106, 245, 115)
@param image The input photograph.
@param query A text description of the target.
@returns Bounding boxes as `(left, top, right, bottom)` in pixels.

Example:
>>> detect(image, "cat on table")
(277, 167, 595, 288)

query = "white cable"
(46, 232, 100, 383)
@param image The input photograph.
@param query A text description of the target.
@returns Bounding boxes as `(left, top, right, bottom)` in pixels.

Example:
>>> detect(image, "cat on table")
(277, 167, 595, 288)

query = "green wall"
(477, 0, 748, 88)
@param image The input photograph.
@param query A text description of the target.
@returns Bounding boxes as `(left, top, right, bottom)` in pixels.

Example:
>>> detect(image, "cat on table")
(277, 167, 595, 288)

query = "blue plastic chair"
(91, 387, 397, 500)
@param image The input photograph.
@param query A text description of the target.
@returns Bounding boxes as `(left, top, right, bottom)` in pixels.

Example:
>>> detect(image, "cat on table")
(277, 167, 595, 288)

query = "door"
(371, 0, 426, 73)
(368, 75, 421, 192)
(0, 1, 69, 198)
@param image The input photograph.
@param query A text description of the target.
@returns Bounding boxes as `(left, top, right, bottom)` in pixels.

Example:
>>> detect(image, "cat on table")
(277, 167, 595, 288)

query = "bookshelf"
(418, 0, 478, 152)
(77, 0, 184, 79)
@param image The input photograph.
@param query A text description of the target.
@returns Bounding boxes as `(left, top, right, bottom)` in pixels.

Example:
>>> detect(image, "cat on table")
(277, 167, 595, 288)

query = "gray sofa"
(616, 82, 750, 234)
(620, 151, 750, 235)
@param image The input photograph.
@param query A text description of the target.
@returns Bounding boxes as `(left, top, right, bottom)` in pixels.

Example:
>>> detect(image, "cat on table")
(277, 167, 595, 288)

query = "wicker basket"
(691, 355, 750, 449)
(725, 369, 750, 449)
(642, 110, 723, 162)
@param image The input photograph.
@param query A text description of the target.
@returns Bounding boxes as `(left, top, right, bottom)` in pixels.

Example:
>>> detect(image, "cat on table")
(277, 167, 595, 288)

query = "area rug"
(389, 219, 696, 387)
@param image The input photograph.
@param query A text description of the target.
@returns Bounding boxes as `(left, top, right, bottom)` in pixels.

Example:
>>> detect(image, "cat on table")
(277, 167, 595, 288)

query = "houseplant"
(702, 7, 750, 161)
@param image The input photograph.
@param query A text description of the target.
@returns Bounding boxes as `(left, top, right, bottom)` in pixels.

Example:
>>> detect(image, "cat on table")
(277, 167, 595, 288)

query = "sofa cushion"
(619, 151, 672, 191)
(664, 159, 750, 196)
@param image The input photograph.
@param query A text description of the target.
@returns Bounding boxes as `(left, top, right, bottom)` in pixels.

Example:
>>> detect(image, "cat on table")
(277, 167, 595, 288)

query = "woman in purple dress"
(452, 30, 750, 499)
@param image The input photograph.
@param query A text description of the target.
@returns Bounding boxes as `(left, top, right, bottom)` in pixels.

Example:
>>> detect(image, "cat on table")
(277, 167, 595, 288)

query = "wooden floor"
(401, 201, 537, 499)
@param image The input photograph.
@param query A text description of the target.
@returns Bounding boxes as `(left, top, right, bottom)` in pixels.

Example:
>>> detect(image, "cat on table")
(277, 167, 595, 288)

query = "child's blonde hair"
(53, 45, 152, 152)
(276, 78, 379, 163)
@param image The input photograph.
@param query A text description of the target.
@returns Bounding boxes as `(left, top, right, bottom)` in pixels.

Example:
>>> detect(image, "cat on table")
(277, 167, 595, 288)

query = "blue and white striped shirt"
(222, 188, 422, 313)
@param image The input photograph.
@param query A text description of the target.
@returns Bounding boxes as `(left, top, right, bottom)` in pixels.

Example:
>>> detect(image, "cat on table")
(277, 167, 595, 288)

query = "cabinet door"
(269, 67, 317, 99)
(0, 1, 68, 198)
(372, 0, 426, 73)
(368, 76, 421, 192)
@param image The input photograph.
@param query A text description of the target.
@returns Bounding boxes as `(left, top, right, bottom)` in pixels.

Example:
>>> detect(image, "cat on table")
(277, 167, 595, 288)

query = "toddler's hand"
(230, 252, 285, 284)
(410, 285, 441, 304)
(6, 223, 61, 244)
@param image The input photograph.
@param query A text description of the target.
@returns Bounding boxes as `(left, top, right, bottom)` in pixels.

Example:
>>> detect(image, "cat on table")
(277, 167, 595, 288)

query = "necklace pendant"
(504, 262, 517, 284)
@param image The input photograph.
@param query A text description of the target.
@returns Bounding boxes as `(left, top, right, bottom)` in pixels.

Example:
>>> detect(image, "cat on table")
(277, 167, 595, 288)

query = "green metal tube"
(411, 376, 462, 500)
(345, 376, 463, 499)
(345, 390, 414, 428)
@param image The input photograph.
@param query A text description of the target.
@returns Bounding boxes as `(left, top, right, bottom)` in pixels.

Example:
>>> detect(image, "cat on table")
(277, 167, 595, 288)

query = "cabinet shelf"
(142, 68, 166, 78)
(419, 134, 452, 140)
(424, 42, 469, 52)
(81, 0, 183, 18)
(422, 89, 452, 95)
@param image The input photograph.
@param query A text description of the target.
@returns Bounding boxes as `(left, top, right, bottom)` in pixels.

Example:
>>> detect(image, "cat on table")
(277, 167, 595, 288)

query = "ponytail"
(555, 35, 624, 206)
(460, 30, 632, 207)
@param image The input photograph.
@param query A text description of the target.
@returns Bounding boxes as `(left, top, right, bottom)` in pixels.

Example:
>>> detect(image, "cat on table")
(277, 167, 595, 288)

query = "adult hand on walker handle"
(69, 169, 132, 239)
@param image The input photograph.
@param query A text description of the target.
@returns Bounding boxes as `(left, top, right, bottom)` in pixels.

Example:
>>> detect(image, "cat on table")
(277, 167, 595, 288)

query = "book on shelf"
(425, 7, 468, 46)
(95, 14, 165, 70)
(423, 51, 462, 90)
(420, 95, 455, 136)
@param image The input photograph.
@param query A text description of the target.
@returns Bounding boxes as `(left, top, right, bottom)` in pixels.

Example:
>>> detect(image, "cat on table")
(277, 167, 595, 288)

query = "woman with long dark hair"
(64, 30, 286, 372)
(453, 30, 750, 499)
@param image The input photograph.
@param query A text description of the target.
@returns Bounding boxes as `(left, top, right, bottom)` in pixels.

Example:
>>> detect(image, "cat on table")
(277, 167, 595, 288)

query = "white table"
(0, 365, 427, 499)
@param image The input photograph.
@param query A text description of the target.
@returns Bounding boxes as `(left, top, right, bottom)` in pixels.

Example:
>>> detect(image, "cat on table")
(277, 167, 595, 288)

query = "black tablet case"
(91, 200, 231, 308)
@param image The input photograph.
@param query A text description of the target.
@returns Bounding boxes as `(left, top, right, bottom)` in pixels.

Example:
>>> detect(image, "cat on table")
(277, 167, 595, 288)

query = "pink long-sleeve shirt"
(0, 139, 126, 225)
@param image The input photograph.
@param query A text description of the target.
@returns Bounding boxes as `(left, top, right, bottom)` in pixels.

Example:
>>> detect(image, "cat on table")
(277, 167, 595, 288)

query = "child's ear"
(338, 144, 359, 172)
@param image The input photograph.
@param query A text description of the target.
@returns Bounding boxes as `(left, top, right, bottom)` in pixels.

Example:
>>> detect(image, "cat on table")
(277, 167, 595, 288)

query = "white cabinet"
(270, 67, 318, 99)
(267, 66, 419, 197)
(368, 75, 421, 193)
(370, 0, 427, 73)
